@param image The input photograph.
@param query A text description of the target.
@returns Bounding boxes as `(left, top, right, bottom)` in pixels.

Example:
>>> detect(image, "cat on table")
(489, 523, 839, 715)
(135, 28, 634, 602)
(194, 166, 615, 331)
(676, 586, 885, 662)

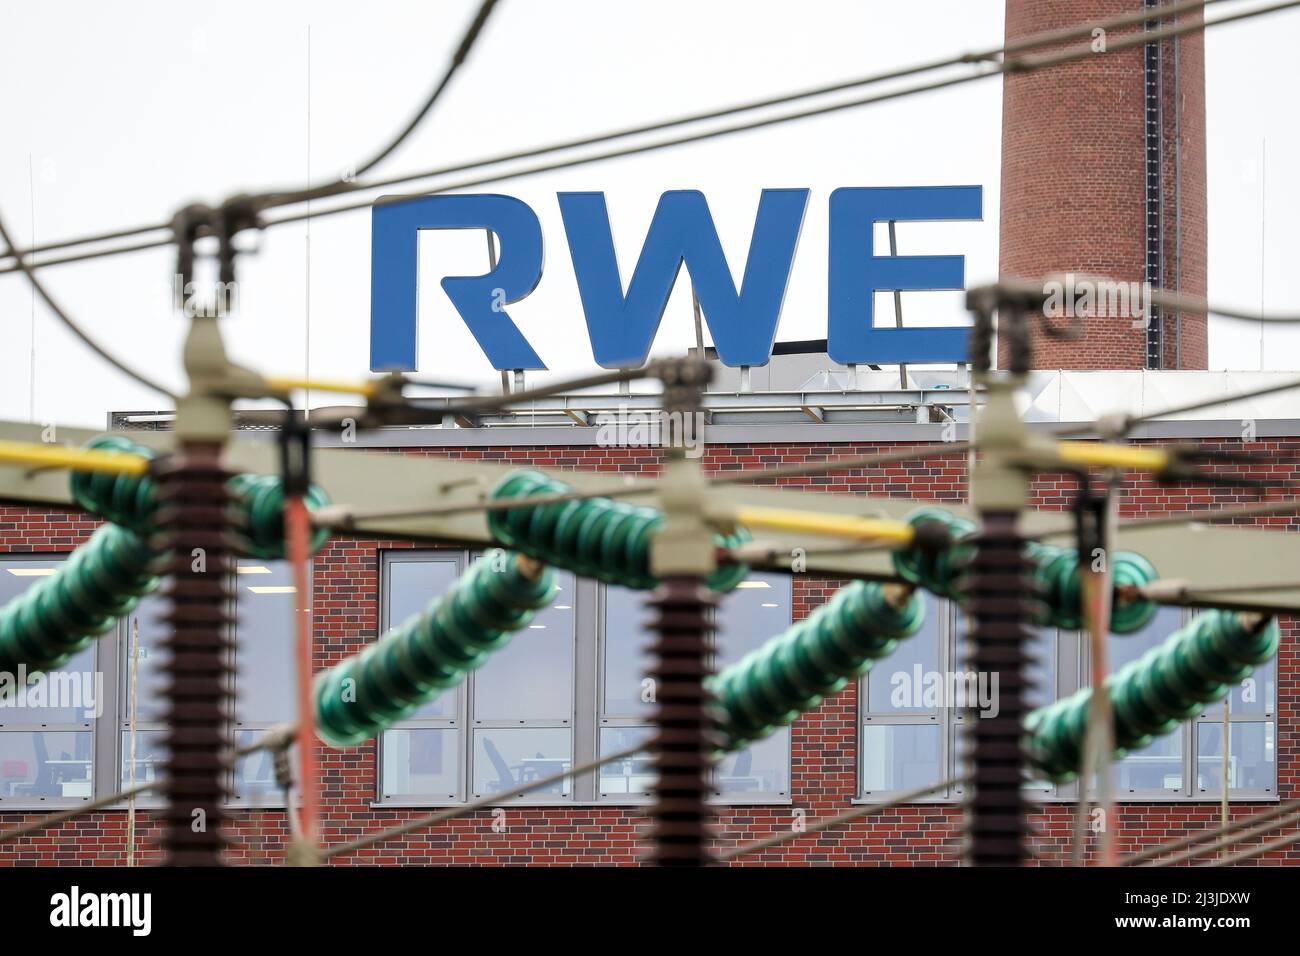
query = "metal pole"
(1221, 696, 1230, 857)
(126, 616, 140, 867)
(888, 220, 908, 389)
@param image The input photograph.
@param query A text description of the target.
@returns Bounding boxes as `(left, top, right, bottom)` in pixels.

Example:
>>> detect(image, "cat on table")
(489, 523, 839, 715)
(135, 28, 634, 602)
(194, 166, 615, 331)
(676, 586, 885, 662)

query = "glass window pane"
(120, 593, 167, 724)
(1107, 605, 1182, 673)
(234, 559, 299, 724)
(231, 728, 297, 801)
(386, 558, 461, 719)
(861, 723, 941, 793)
(1115, 733, 1183, 793)
(714, 727, 789, 796)
(471, 728, 571, 798)
(0, 556, 97, 726)
(715, 573, 793, 665)
(0, 730, 93, 800)
(119, 729, 167, 789)
(603, 586, 654, 718)
(1025, 628, 1057, 710)
(0, 556, 66, 604)
(382, 728, 459, 800)
(1220, 660, 1275, 717)
(1196, 722, 1275, 795)
(866, 592, 942, 713)
(474, 571, 574, 721)
(598, 727, 655, 797)
(0, 645, 97, 726)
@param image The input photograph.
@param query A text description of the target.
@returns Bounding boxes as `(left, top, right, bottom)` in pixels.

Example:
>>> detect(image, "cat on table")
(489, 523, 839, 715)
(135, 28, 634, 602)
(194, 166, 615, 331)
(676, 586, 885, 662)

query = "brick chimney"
(998, 0, 1207, 369)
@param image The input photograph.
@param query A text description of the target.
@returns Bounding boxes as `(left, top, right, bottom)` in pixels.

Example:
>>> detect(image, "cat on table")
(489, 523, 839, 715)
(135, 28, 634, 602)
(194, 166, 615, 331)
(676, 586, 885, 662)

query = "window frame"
(375, 549, 582, 807)
(374, 552, 794, 807)
(594, 574, 795, 807)
(856, 599, 1278, 804)
(0, 553, 101, 810)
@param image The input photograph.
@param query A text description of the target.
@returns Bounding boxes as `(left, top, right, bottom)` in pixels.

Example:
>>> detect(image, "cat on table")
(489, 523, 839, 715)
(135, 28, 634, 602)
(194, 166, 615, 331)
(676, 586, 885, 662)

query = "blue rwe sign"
(369, 186, 981, 372)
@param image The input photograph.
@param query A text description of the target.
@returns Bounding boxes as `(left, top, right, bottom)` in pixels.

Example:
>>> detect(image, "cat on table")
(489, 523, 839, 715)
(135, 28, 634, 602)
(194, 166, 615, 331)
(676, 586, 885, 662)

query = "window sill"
(370, 796, 794, 810)
(852, 793, 1281, 805)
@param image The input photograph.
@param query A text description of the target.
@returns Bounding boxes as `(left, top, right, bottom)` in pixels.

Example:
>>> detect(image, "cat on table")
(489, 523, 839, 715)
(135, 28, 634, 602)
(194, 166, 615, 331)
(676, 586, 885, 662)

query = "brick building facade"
(0, 426, 1295, 866)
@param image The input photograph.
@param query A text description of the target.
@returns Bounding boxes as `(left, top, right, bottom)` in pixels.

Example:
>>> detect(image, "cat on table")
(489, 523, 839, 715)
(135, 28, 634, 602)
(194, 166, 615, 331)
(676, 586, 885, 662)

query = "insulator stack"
(893, 506, 1159, 634)
(72, 434, 332, 557)
(315, 550, 556, 748)
(226, 472, 331, 559)
(709, 580, 925, 751)
(0, 524, 162, 675)
(487, 469, 751, 592)
(1026, 610, 1279, 782)
(963, 510, 1036, 866)
(152, 446, 237, 866)
(645, 580, 719, 864)
(1026, 541, 1158, 634)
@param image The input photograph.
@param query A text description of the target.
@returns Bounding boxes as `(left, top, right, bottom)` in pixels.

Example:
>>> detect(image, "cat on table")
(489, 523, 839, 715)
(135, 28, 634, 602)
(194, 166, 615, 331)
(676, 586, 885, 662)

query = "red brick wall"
(0, 437, 1295, 866)
(998, 0, 1208, 369)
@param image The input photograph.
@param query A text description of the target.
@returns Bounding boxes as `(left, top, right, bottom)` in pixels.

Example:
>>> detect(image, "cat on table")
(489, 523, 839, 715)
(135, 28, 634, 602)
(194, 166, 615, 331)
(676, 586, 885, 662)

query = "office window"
(858, 597, 1277, 804)
(860, 592, 1072, 801)
(231, 559, 302, 802)
(861, 590, 946, 796)
(118, 592, 167, 792)
(117, 560, 308, 804)
(375, 554, 795, 806)
(380, 554, 464, 801)
(596, 573, 794, 803)
(1103, 607, 1274, 799)
(378, 552, 576, 804)
(1108, 606, 1184, 795)
(712, 574, 793, 797)
(0, 555, 96, 805)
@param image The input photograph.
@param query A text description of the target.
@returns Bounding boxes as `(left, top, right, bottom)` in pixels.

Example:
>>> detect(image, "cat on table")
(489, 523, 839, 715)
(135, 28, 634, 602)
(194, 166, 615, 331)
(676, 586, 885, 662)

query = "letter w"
(558, 190, 807, 367)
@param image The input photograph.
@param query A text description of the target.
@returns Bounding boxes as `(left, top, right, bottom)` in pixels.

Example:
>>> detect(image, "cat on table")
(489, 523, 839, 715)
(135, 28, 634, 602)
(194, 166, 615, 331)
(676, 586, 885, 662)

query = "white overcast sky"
(2, 0, 1298, 428)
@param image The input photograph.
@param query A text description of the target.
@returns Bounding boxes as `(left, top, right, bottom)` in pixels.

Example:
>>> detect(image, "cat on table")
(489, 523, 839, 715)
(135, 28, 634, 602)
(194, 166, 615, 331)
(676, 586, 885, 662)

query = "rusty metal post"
(645, 357, 719, 866)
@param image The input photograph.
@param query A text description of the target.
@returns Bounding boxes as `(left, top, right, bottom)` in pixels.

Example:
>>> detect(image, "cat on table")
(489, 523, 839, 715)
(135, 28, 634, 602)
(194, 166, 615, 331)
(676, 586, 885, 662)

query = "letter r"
(370, 194, 546, 371)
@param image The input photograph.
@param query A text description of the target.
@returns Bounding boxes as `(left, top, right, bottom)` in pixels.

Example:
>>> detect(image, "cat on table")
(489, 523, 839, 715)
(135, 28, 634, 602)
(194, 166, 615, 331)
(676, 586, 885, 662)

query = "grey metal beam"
(3, 418, 1299, 613)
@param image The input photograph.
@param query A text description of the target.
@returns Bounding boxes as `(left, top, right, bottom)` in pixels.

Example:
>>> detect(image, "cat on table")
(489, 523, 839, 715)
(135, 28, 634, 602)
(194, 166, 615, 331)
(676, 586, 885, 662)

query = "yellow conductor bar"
(0, 439, 149, 476)
(732, 505, 916, 546)
(1055, 441, 1171, 473)
(263, 375, 384, 399)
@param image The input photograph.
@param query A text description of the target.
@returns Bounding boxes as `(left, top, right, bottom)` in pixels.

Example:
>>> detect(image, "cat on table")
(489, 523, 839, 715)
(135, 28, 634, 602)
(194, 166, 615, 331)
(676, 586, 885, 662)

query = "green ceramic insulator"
(0, 524, 163, 674)
(1027, 541, 1158, 634)
(70, 434, 331, 557)
(709, 581, 926, 751)
(894, 506, 1158, 634)
(69, 434, 160, 530)
(891, 507, 976, 600)
(315, 549, 557, 748)
(487, 469, 751, 593)
(225, 473, 331, 559)
(1024, 610, 1279, 782)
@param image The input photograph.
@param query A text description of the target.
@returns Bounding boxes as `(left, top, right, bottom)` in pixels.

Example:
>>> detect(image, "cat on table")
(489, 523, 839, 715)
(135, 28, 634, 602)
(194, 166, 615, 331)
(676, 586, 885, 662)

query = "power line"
(322, 740, 650, 859)
(0, 208, 178, 400)
(257, 0, 503, 209)
(717, 775, 968, 862)
(249, 2, 1298, 229)
(0, 0, 1248, 274)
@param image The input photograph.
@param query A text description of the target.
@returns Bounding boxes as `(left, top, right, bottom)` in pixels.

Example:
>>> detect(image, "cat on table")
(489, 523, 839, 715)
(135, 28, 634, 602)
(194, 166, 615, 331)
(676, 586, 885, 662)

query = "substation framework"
(0, 280, 1297, 867)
